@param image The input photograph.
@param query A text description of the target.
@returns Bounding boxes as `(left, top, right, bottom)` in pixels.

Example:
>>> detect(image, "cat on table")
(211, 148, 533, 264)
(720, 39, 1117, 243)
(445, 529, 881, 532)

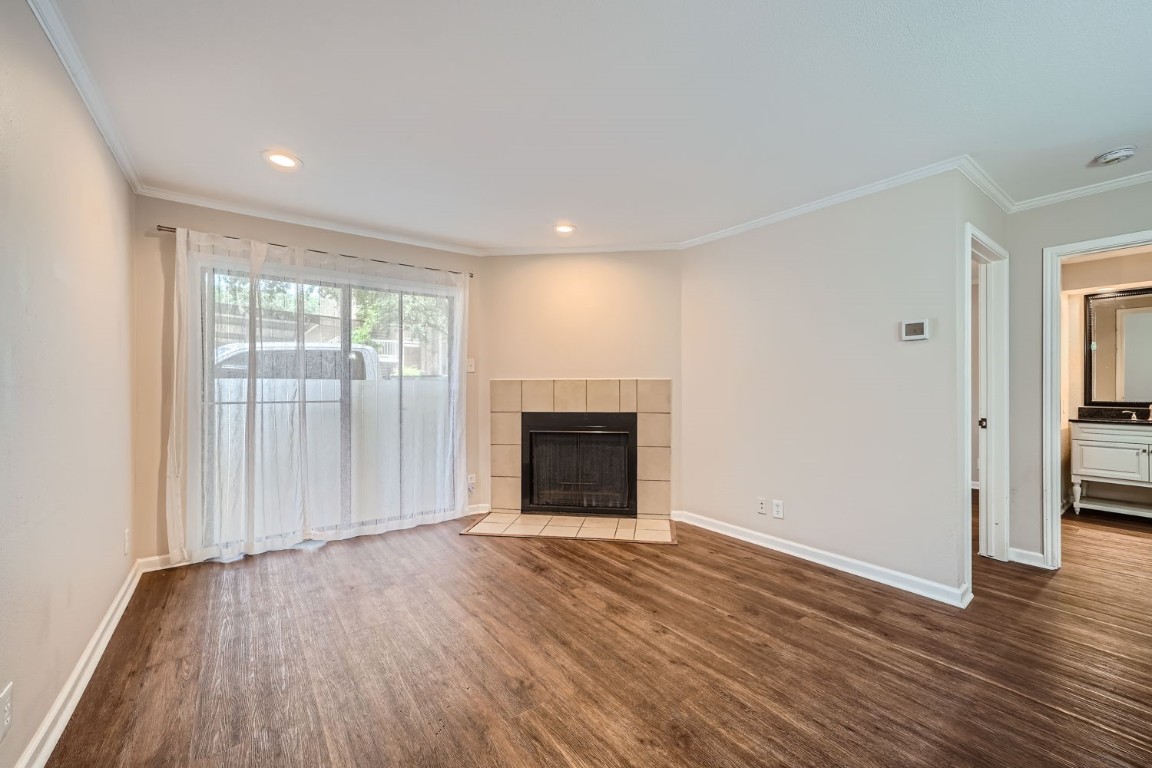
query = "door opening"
(965, 224, 1010, 569)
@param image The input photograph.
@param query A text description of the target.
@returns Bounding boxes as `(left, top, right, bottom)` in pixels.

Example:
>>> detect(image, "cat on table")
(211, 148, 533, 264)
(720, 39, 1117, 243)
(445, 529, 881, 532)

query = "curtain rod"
(155, 225, 473, 278)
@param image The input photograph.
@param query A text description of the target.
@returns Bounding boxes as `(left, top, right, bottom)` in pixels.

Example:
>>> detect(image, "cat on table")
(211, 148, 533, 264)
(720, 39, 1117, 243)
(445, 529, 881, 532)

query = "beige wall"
(480, 251, 683, 504)
(1005, 182, 1152, 553)
(679, 172, 974, 589)
(131, 196, 488, 558)
(1062, 248, 1152, 292)
(0, 3, 135, 764)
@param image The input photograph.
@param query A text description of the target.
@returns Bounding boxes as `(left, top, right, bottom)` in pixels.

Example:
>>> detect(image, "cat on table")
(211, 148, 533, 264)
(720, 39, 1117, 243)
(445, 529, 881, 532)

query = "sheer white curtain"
(165, 229, 468, 564)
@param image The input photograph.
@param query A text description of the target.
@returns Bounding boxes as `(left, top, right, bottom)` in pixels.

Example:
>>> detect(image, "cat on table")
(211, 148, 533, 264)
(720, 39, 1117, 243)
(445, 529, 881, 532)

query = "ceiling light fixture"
(1091, 146, 1137, 166)
(554, 223, 577, 234)
(263, 150, 302, 170)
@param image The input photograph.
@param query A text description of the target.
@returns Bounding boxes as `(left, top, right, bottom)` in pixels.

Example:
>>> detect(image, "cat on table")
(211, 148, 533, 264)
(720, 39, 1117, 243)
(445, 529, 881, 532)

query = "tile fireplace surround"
(490, 379, 672, 520)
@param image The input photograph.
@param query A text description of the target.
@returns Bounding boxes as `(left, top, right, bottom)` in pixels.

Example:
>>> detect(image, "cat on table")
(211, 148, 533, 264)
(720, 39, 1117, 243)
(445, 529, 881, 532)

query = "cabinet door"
(1072, 441, 1149, 482)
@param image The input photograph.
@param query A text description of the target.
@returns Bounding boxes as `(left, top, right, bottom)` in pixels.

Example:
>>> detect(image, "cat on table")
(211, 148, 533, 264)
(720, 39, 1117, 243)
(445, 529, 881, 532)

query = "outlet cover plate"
(772, 500, 785, 519)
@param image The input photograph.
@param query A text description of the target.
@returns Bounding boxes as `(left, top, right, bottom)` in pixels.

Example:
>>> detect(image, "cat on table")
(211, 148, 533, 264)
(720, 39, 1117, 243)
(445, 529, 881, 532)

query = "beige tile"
(521, 380, 554, 411)
(546, 516, 584, 527)
(635, 528, 673, 543)
(637, 379, 672, 413)
(491, 412, 521, 445)
(540, 526, 577, 537)
(637, 413, 671, 447)
(635, 519, 670, 531)
(490, 380, 522, 412)
(519, 514, 553, 525)
(637, 447, 672, 481)
(491, 444, 522, 478)
(554, 379, 587, 412)
(576, 527, 612, 539)
(637, 480, 671, 517)
(483, 512, 519, 524)
(615, 519, 637, 532)
(503, 522, 547, 536)
(613, 529, 636, 540)
(580, 517, 619, 529)
(492, 477, 522, 510)
(470, 522, 511, 534)
(586, 380, 620, 412)
(619, 379, 637, 412)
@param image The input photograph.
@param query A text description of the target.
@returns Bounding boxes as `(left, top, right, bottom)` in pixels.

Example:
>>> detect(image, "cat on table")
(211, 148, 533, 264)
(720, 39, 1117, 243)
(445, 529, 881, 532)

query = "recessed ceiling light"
(263, 150, 302, 170)
(554, 223, 576, 234)
(1092, 146, 1137, 166)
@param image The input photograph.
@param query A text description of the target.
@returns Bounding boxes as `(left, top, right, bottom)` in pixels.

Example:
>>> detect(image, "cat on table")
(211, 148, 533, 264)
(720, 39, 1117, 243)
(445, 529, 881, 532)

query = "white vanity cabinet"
(1071, 421, 1152, 519)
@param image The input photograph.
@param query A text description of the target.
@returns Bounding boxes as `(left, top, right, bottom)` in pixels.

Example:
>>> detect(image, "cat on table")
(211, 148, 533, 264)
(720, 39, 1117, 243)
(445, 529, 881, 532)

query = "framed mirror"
(1085, 287, 1152, 405)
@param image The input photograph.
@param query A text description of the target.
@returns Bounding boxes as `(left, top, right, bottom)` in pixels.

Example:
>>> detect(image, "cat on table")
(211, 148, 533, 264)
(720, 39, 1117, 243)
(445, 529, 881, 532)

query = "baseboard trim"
(1009, 547, 1054, 570)
(14, 553, 178, 768)
(672, 510, 970, 608)
(468, 503, 491, 515)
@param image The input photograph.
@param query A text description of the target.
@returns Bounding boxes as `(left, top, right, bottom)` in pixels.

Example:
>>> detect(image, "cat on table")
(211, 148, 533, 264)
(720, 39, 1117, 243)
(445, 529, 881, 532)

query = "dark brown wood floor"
(48, 509, 1152, 767)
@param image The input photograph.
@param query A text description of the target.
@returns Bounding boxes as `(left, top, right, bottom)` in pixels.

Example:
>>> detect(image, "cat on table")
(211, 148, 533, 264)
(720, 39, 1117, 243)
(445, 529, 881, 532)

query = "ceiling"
(37, 0, 1152, 255)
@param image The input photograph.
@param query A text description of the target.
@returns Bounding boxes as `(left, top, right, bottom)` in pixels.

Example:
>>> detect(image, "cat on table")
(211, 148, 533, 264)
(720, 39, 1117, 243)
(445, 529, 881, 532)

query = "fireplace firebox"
(521, 412, 638, 516)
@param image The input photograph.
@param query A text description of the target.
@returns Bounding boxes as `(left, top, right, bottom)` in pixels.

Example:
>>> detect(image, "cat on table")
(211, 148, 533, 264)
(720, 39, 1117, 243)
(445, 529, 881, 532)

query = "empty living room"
(4, 1, 1152, 766)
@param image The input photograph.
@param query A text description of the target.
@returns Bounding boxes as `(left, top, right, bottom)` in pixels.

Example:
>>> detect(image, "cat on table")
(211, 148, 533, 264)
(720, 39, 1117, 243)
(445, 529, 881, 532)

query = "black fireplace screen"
(531, 431, 629, 509)
(521, 412, 638, 515)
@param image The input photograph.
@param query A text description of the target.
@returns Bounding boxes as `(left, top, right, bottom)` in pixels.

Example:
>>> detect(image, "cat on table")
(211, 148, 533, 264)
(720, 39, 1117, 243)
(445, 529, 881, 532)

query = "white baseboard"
(468, 503, 491, 515)
(672, 510, 971, 608)
(15, 555, 172, 768)
(1009, 547, 1054, 569)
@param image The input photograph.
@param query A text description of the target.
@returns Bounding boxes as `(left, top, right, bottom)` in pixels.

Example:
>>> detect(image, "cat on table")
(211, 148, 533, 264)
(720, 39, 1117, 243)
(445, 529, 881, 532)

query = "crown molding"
(955, 156, 1016, 212)
(27, 0, 1152, 258)
(678, 155, 1012, 251)
(1008, 168, 1152, 213)
(136, 185, 488, 257)
(26, 0, 142, 189)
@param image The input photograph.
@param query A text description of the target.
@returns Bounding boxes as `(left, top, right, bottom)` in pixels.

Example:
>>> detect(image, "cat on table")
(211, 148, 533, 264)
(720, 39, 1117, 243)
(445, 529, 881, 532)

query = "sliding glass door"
(182, 239, 465, 563)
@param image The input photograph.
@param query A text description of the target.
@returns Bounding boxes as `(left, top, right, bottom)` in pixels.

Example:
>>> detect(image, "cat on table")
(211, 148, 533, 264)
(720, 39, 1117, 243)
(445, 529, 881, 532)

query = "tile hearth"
(462, 513, 675, 544)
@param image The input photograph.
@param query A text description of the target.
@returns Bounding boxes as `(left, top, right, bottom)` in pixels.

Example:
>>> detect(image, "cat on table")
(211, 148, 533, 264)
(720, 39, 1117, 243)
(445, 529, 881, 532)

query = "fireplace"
(521, 412, 638, 516)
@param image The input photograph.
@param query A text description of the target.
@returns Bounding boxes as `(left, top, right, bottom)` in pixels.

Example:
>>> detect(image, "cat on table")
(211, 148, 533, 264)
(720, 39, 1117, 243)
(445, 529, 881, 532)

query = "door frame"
(963, 224, 1010, 572)
(1042, 228, 1152, 569)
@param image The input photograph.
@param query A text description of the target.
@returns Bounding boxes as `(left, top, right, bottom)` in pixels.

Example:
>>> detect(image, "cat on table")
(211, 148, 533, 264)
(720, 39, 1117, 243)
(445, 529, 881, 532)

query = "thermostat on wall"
(900, 319, 929, 341)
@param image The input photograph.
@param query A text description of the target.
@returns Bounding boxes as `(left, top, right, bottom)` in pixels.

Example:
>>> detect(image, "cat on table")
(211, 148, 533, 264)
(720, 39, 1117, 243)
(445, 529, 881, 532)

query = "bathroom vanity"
(1070, 419, 1152, 519)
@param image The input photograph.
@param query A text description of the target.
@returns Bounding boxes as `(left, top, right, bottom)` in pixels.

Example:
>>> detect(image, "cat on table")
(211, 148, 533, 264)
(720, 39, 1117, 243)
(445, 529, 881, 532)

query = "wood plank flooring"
(47, 509, 1152, 767)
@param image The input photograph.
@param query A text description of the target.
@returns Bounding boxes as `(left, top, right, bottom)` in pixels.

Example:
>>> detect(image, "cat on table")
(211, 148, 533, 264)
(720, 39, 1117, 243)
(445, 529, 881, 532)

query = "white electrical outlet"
(123, 528, 130, 556)
(1, 681, 12, 745)
(772, 500, 785, 519)
(757, 497, 767, 515)
(466, 358, 476, 373)
(467, 474, 477, 493)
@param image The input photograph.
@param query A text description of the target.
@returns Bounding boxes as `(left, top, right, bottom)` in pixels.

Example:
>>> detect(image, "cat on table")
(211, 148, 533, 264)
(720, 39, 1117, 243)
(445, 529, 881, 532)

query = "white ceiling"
(37, 0, 1152, 255)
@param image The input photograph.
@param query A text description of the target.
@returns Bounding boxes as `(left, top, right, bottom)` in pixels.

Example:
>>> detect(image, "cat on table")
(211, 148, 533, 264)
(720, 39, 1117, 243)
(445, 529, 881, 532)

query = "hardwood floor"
(48, 511, 1152, 767)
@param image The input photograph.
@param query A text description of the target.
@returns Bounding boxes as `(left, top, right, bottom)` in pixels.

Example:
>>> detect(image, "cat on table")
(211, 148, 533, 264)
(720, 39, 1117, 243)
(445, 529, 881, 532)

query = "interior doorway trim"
(1042, 228, 1152, 570)
(964, 224, 1010, 576)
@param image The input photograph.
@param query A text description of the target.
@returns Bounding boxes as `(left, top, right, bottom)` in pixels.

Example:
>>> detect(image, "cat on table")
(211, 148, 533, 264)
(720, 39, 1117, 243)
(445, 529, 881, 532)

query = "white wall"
(0, 2, 135, 764)
(480, 251, 683, 503)
(1005, 183, 1152, 553)
(130, 195, 487, 558)
(679, 172, 974, 590)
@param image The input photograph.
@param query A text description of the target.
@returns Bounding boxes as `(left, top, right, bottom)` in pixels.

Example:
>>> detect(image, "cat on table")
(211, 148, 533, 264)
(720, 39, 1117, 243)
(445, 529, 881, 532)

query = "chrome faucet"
(1122, 410, 1139, 421)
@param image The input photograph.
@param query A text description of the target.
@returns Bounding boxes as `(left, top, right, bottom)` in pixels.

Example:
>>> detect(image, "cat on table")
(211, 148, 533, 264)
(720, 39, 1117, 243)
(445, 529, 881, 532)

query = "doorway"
(965, 225, 1010, 572)
(1043, 229, 1152, 568)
